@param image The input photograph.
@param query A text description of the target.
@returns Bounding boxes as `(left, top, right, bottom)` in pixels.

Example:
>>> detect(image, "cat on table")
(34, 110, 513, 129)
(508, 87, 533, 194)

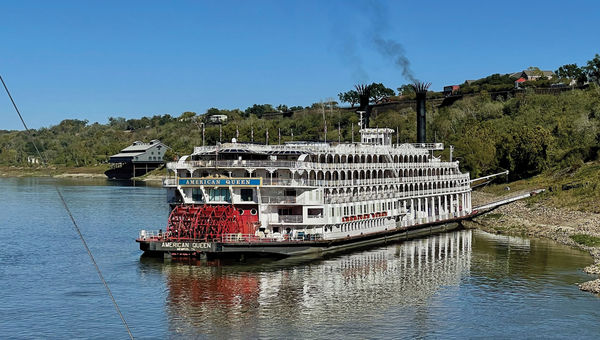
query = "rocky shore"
(467, 191, 600, 295)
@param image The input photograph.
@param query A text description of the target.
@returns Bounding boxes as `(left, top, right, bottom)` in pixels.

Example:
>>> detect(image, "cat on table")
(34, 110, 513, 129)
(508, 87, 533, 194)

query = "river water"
(1, 177, 599, 339)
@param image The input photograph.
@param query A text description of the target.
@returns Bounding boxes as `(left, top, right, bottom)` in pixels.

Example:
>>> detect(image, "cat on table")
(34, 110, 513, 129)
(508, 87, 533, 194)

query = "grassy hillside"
(480, 161, 600, 213)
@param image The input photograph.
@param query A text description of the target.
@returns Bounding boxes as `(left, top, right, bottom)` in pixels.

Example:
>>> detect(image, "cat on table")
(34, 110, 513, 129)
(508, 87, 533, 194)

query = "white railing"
(138, 231, 324, 243)
(138, 230, 164, 240)
(164, 174, 471, 189)
(407, 142, 444, 150)
(262, 178, 316, 186)
(192, 141, 443, 155)
(399, 174, 468, 183)
(163, 178, 177, 186)
(266, 175, 469, 188)
(169, 159, 298, 169)
(219, 234, 280, 243)
(304, 161, 460, 171)
(261, 196, 303, 204)
(219, 233, 323, 243)
(325, 186, 471, 203)
(168, 159, 462, 174)
(278, 215, 303, 223)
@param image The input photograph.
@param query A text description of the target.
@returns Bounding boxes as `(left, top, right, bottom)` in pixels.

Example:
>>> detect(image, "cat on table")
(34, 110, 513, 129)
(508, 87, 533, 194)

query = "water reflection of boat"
(150, 230, 472, 338)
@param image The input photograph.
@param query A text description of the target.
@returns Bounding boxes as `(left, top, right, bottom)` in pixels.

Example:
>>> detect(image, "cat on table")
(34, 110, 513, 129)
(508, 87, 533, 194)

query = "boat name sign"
(160, 242, 212, 251)
(179, 177, 262, 187)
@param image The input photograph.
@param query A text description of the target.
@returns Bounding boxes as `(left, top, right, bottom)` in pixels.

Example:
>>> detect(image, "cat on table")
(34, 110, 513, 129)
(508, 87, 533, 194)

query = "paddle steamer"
(137, 126, 473, 258)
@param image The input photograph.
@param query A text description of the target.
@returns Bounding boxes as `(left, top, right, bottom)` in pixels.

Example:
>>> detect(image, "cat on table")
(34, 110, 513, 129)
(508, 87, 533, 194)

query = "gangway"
(470, 189, 545, 217)
(470, 170, 509, 183)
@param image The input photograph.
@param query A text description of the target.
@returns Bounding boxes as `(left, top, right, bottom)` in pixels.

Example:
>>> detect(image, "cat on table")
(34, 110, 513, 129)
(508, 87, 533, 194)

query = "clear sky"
(1, 0, 599, 130)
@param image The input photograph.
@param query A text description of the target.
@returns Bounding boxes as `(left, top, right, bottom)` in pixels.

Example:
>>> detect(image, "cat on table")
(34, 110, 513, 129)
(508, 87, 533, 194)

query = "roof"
(120, 139, 165, 152)
(108, 139, 167, 162)
(522, 70, 554, 77)
(194, 145, 313, 156)
(110, 152, 145, 159)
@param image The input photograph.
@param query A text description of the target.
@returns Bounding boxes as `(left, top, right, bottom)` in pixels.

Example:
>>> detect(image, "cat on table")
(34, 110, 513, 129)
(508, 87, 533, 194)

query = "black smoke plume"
(373, 38, 416, 83)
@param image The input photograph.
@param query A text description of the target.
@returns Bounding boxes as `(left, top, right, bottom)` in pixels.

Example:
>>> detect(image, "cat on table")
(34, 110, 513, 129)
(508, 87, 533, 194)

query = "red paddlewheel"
(166, 204, 255, 241)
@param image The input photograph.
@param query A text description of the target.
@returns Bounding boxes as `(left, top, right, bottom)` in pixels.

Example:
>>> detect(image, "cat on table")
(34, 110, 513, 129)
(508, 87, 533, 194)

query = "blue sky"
(1, 0, 599, 130)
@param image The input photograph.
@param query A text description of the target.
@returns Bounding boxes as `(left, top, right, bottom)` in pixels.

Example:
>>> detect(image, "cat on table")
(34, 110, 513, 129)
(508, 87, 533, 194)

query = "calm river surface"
(1, 177, 600, 339)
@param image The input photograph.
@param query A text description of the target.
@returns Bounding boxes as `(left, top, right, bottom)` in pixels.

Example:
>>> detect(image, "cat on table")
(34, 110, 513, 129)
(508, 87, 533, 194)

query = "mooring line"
(1, 75, 135, 340)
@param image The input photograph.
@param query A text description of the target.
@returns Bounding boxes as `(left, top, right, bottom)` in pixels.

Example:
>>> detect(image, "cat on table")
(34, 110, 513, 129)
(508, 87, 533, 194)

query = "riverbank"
(0, 165, 164, 183)
(468, 189, 600, 295)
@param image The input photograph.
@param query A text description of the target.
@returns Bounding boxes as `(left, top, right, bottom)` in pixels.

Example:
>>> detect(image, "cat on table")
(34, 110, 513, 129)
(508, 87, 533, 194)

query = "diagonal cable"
(1, 74, 134, 340)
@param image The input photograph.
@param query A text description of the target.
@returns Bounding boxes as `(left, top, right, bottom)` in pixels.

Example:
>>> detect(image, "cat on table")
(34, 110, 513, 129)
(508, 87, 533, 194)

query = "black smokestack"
(412, 82, 431, 144)
(355, 84, 371, 128)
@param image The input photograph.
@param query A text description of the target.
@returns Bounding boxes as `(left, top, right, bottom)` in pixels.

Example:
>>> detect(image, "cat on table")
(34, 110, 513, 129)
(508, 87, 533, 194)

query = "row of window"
(134, 156, 163, 161)
(336, 201, 396, 217)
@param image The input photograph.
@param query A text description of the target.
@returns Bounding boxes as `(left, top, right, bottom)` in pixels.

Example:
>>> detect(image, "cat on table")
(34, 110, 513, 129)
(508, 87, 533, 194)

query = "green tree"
(245, 104, 275, 118)
(338, 90, 359, 107)
(497, 125, 553, 179)
(108, 117, 127, 130)
(179, 111, 196, 120)
(556, 63, 585, 84)
(454, 124, 497, 177)
(585, 54, 600, 85)
(397, 84, 415, 96)
(368, 83, 395, 102)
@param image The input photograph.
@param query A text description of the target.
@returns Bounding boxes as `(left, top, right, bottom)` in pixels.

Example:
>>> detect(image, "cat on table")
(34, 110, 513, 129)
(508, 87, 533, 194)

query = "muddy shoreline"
(467, 191, 600, 295)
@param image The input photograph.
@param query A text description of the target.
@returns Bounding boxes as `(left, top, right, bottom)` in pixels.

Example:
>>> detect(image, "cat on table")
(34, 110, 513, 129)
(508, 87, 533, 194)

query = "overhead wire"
(0, 75, 135, 340)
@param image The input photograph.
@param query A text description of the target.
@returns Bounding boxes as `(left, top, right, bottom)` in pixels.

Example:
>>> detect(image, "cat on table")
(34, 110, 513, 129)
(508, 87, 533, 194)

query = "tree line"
(335, 54, 600, 102)
(2, 54, 600, 181)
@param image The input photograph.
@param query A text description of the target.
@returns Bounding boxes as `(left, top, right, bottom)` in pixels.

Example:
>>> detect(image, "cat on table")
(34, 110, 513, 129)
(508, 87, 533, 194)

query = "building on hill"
(519, 70, 554, 81)
(515, 77, 527, 88)
(443, 85, 460, 96)
(508, 71, 522, 78)
(208, 114, 228, 123)
(105, 139, 168, 179)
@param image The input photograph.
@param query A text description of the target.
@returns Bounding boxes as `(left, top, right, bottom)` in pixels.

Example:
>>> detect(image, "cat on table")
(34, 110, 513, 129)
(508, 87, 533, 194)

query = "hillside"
(1, 86, 600, 182)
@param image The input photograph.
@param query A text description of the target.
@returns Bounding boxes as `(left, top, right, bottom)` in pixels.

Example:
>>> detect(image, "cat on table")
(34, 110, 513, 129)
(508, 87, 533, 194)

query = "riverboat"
(136, 125, 474, 258)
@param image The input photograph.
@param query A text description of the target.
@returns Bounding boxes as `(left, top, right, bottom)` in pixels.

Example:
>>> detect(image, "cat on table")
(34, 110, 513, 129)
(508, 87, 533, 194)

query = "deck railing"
(219, 233, 323, 243)
(261, 195, 303, 204)
(163, 178, 177, 186)
(163, 174, 470, 188)
(278, 215, 303, 223)
(325, 186, 471, 203)
(192, 142, 443, 154)
(138, 230, 323, 243)
(167, 160, 461, 172)
(138, 230, 164, 240)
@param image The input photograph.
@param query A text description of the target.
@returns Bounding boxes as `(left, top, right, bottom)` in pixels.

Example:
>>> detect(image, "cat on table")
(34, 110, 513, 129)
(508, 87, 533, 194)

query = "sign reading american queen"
(178, 177, 262, 187)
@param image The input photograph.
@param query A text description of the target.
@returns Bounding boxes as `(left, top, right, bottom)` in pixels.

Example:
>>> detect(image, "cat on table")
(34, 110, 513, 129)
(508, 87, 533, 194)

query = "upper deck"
(190, 141, 444, 156)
